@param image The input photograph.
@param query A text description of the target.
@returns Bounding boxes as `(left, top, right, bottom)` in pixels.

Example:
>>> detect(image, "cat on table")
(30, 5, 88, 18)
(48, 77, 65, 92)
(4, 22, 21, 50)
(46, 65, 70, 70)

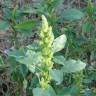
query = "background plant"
(0, 0, 96, 96)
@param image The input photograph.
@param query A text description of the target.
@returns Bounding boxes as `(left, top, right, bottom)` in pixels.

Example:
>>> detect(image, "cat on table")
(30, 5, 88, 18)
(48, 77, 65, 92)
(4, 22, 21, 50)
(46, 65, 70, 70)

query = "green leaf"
(82, 21, 93, 32)
(56, 87, 71, 96)
(7, 48, 25, 59)
(69, 85, 80, 95)
(33, 86, 56, 96)
(53, 55, 65, 65)
(50, 69, 63, 84)
(12, 7, 22, 19)
(52, 34, 67, 53)
(19, 64, 28, 77)
(60, 8, 84, 21)
(84, 88, 94, 96)
(57, 93, 71, 96)
(14, 20, 37, 30)
(0, 20, 9, 30)
(17, 50, 41, 73)
(17, 50, 41, 65)
(0, 56, 4, 65)
(26, 42, 40, 51)
(7, 48, 41, 73)
(33, 88, 43, 96)
(30, 76, 39, 88)
(62, 59, 86, 73)
(0, 58, 9, 76)
(87, 0, 94, 16)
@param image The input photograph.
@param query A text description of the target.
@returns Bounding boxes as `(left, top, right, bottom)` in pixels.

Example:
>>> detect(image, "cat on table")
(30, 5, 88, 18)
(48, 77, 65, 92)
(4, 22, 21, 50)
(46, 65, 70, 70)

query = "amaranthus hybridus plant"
(39, 15, 54, 89)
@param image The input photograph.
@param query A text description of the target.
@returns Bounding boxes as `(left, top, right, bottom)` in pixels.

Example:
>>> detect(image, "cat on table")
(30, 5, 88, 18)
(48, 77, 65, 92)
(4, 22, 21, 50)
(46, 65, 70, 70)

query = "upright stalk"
(39, 15, 54, 89)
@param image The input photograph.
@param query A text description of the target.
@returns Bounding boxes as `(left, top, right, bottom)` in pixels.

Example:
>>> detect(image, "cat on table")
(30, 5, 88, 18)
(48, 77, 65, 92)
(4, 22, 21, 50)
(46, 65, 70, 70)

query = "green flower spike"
(39, 15, 54, 89)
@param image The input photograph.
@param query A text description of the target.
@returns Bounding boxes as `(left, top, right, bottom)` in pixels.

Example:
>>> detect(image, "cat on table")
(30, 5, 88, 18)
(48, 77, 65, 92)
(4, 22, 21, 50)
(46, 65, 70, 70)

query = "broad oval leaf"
(7, 48, 41, 73)
(60, 8, 84, 21)
(7, 48, 25, 59)
(17, 50, 41, 65)
(53, 55, 65, 65)
(62, 59, 86, 73)
(33, 86, 56, 96)
(52, 34, 67, 53)
(17, 50, 42, 73)
(50, 69, 63, 85)
(26, 42, 40, 51)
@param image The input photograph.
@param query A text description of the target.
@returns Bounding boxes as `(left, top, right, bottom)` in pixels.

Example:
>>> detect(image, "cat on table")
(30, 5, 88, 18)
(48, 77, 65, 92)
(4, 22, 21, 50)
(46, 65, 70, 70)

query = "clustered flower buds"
(39, 15, 54, 89)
